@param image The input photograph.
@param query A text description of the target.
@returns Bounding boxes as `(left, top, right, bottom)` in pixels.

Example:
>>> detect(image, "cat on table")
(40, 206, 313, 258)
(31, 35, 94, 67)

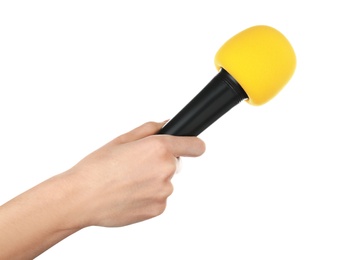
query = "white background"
(1, 1, 353, 259)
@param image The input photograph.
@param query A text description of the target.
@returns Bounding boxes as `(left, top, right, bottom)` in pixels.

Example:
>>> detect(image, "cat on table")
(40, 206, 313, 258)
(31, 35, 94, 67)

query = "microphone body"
(158, 25, 296, 137)
(158, 69, 247, 136)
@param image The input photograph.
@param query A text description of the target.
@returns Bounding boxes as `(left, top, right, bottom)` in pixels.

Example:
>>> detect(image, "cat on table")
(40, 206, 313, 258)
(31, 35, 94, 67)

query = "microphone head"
(214, 25, 296, 106)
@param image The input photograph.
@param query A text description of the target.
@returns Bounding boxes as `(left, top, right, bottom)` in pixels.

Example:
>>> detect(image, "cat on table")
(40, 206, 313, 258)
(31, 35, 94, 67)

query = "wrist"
(51, 170, 94, 230)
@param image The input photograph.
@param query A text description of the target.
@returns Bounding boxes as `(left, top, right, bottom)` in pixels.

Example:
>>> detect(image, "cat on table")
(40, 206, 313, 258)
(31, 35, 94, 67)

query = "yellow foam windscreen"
(214, 25, 296, 106)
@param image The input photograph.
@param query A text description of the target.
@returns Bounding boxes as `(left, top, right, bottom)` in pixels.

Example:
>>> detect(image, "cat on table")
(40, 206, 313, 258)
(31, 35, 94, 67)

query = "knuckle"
(147, 136, 169, 156)
(148, 201, 167, 218)
(166, 159, 177, 174)
(165, 182, 174, 196)
(156, 182, 174, 202)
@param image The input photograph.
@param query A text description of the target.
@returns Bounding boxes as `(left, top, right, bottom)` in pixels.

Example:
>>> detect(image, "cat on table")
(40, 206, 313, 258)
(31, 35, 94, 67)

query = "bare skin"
(0, 121, 206, 259)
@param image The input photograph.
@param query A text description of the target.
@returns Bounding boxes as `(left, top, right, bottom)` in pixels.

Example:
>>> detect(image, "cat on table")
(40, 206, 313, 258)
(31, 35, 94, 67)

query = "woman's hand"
(69, 121, 206, 228)
(0, 121, 205, 260)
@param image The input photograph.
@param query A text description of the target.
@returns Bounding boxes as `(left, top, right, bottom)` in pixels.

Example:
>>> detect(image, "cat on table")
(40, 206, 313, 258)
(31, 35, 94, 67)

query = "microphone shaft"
(158, 69, 248, 136)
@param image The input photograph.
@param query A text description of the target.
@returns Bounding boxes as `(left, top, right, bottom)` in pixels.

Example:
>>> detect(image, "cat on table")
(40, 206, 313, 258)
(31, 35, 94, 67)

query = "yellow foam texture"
(214, 25, 296, 106)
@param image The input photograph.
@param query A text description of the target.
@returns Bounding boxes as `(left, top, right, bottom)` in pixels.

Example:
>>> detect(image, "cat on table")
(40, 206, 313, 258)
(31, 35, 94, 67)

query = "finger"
(174, 157, 182, 174)
(113, 121, 168, 145)
(169, 157, 181, 180)
(161, 136, 206, 158)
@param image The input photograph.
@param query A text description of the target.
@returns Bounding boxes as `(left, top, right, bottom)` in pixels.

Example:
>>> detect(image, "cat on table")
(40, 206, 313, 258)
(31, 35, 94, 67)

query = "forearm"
(0, 122, 206, 259)
(0, 172, 85, 260)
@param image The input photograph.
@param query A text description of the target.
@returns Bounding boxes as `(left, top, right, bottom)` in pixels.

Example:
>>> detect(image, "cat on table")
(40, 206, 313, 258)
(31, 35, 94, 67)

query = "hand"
(65, 121, 206, 228)
(0, 121, 205, 260)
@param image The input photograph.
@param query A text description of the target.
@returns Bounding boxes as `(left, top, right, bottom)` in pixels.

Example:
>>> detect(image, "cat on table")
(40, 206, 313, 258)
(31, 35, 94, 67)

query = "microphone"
(157, 25, 296, 136)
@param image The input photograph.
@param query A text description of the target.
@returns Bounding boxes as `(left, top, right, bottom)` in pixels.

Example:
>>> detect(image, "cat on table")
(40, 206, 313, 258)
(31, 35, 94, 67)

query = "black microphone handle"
(157, 68, 248, 136)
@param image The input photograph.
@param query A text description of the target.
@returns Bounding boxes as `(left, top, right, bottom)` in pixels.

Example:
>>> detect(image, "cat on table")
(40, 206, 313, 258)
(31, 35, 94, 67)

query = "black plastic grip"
(157, 69, 248, 136)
